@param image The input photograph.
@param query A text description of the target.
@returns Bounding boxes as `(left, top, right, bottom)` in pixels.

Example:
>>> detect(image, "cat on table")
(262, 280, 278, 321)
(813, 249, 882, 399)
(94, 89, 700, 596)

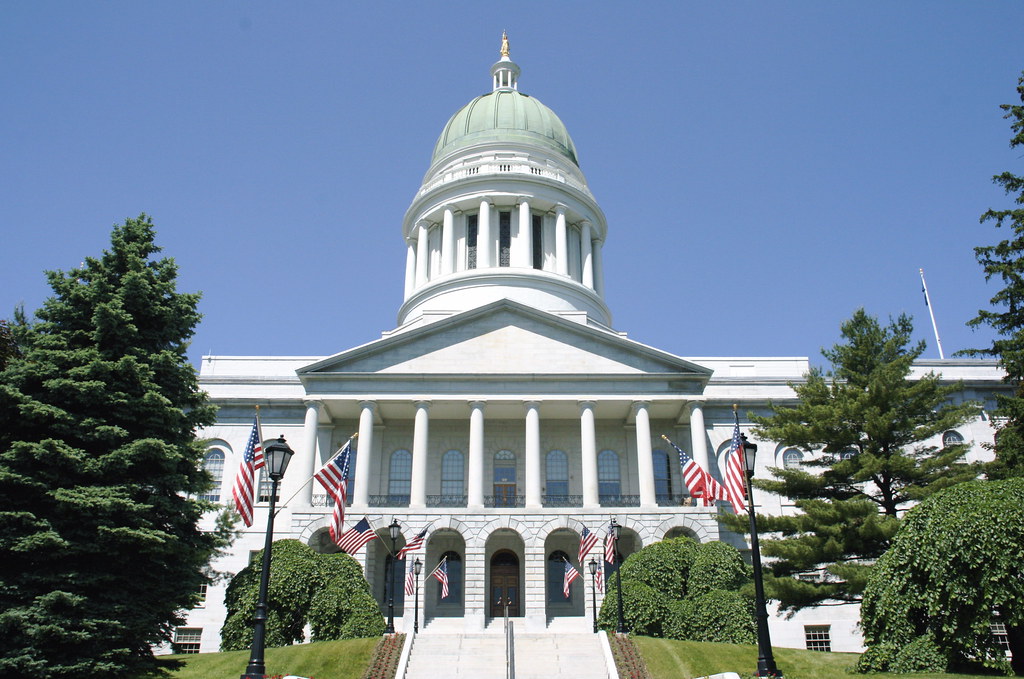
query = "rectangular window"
(499, 211, 511, 266)
(992, 622, 1011, 654)
(804, 625, 832, 652)
(532, 215, 543, 269)
(257, 469, 278, 503)
(467, 214, 478, 269)
(173, 627, 202, 655)
(195, 583, 208, 608)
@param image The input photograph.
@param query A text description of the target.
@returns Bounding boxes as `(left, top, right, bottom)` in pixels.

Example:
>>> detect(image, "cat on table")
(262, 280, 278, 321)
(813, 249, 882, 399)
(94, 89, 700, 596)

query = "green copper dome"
(432, 89, 579, 166)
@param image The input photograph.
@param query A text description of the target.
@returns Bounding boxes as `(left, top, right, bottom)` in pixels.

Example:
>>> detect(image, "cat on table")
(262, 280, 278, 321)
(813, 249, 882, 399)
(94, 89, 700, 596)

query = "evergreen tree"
(962, 70, 1024, 480)
(0, 215, 229, 678)
(723, 309, 978, 613)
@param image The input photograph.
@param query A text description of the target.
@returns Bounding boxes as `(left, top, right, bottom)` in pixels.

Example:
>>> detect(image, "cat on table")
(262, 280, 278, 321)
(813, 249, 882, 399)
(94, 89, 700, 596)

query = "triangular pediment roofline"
(296, 299, 712, 383)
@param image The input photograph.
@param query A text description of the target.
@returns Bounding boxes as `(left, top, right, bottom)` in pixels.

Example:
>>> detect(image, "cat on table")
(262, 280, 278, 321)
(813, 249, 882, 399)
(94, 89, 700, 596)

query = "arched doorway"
(490, 550, 520, 618)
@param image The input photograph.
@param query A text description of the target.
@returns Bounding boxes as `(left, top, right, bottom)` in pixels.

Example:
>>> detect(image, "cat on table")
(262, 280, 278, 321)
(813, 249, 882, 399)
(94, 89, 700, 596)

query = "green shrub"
(676, 590, 755, 644)
(598, 580, 672, 637)
(890, 635, 947, 674)
(619, 537, 697, 600)
(688, 541, 750, 598)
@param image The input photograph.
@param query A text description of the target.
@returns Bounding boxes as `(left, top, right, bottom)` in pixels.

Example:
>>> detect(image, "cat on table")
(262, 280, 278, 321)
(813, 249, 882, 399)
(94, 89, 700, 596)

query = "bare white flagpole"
(919, 268, 945, 359)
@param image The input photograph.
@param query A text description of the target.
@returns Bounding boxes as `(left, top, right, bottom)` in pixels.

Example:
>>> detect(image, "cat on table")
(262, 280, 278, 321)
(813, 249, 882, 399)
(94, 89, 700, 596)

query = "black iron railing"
(427, 494, 467, 507)
(368, 494, 410, 507)
(599, 494, 640, 507)
(543, 494, 583, 507)
(485, 495, 525, 508)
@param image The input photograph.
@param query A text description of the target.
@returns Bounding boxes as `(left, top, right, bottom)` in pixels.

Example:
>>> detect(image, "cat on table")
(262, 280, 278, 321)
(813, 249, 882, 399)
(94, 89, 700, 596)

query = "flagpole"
(919, 268, 945, 359)
(276, 433, 358, 511)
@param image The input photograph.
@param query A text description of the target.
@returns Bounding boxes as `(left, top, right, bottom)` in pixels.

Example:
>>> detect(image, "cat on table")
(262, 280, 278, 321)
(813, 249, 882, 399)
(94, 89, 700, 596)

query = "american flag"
(604, 523, 617, 565)
(578, 526, 599, 564)
(336, 517, 377, 554)
(404, 560, 415, 597)
(723, 421, 748, 514)
(397, 527, 428, 559)
(314, 441, 352, 543)
(661, 435, 726, 507)
(595, 565, 604, 593)
(429, 557, 449, 599)
(231, 413, 263, 527)
(562, 559, 581, 598)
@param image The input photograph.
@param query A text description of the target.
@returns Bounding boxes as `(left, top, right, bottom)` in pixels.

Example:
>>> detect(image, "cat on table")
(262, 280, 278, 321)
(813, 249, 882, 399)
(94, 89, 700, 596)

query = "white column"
(634, 401, 657, 507)
(404, 241, 416, 297)
(441, 206, 455, 275)
(353, 401, 376, 507)
(593, 238, 605, 296)
(415, 221, 429, 287)
(518, 199, 532, 268)
(525, 401, 542, 508)
(580, 220, 594, 289)
(468, 401, 485, 509)
(555, 205, 568, 275)
(303, 400, 322, 502)
(478, 200, 492, 269)
(410, 401, 430, 508)
(579, 401, 599, 508)
(689, 402, 710, 471)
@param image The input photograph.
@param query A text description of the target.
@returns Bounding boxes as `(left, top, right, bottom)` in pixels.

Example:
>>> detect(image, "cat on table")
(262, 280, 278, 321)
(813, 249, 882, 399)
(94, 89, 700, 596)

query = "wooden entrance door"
(490, 551, 520, 617)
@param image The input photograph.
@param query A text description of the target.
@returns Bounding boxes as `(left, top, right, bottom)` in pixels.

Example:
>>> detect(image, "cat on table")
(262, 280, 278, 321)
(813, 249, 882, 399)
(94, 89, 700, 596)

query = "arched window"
(200, 448, 225, 502)
(840, 448, 857, 461)
(466, 213, 478, 269)
(345, 448, 357, 502)
(441, 450, 464, 496)
(438, 551, 463, 603)
(652, 449, 672, 501)
(389, 450, 412, 501)
(546, 450, 569, 498)
(385, 553, 406, 607)
(598, 450, 620, 499)
(781, 448, 804, 470)
(942, 430, 965, 448)
(547, 550, 573, 602)
(493, 450, 517, 507)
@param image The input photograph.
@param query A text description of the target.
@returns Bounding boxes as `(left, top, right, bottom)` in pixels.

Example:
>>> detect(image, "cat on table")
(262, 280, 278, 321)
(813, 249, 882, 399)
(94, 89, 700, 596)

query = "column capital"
(578, 400, 596, 411)
(416, 219, 431, 229)
(523, 399, 541, 409)
(303, 398, 323, 408)
(632, 400, 651, 411)
(444, 204, 462, 215)
(358, 400, 377, 411)
(516, 196, 533, 207)
(413, 400, 432, 409)
(469, 399, 487, 409)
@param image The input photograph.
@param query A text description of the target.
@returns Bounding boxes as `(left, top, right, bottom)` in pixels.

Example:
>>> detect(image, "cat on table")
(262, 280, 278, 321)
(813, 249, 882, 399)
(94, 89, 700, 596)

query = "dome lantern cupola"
(491, 31, 520, 91)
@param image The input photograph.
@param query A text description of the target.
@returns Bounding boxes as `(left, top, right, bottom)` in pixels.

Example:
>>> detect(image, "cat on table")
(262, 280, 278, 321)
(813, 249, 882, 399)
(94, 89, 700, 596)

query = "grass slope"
(633, 637, 1003, 679)
(156, 637, 377, 679)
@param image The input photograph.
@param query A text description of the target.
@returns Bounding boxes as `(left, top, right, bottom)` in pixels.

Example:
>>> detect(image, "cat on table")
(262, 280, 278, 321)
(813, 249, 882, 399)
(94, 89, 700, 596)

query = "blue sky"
(3, 2, 1023, 369)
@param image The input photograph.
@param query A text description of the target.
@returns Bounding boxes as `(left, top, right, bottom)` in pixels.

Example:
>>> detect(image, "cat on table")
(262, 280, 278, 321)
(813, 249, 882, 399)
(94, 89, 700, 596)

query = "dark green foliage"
(0, 215, 229, 678)
(962, 71, 1024, 481)
(598, 537, 754, 645)
(725, 309, 978, 612)
(858, 479, 1024, 675)
(221, 540, 384, 651)
(674, 591, 756, 645)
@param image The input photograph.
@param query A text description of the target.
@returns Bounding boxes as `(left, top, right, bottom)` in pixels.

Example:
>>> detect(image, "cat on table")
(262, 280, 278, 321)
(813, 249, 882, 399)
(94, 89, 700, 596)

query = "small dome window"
(942, 430, 965, 448)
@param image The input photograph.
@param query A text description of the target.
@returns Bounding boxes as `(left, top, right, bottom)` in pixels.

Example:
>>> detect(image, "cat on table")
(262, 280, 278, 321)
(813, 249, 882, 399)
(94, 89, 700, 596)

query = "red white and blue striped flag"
(397, 527, 428, 559)
(314, 440, 352, 543)
(231, 413, 263, 527)
(595, 565, 604, 593)
(562, 559, 581, 598)
(578, 525, 599, 564)
(604, 523, 617, 565)
(337, 517, 377, 554)
(404, 560, 415, 597)
(661, 435, 725, 507)
(430, 557, 450, 599)
(723, 420, 748, 514)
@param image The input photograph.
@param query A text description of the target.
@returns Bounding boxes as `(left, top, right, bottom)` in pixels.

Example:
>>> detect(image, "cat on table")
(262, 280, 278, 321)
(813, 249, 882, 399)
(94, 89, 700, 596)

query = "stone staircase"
(402, 617, 613, 679)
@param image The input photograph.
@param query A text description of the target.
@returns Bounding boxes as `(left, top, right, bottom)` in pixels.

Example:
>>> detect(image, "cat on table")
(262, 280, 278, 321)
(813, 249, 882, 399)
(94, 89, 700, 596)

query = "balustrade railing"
(426, 494, 467, 507)
(368, 494, 410, 507)
(599, 494, 640, 507)
(543, 494, 583, 507)
(311, 494, 355, 508)
(485, 495, 525, 508)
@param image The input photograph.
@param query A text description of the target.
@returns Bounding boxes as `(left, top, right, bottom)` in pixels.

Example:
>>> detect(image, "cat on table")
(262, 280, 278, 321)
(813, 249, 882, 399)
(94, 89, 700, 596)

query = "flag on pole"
(231, 413, 263, 527)
(397, 527, 428, 559)
(595, 566, 604, 593)
(562, 559, 581, 598)
(661, 435, 726, 506)
(429, 557, 449, 599)
(723, 420, 748, 514)
(404, 560, 415, 597)
(604, 523, 617, 565)
(337, 517, 377, 554)
(578, 525, 599, 564)
(314, 440, 353, 542)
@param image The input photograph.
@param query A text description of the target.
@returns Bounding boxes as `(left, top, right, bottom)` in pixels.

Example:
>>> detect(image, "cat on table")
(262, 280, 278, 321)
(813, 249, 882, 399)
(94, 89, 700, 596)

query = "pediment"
(298, 301, 711, 379)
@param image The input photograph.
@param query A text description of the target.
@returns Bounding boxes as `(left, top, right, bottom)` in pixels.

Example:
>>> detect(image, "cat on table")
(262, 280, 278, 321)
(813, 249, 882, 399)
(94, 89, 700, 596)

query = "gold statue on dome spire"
(500, 31, 510, 57)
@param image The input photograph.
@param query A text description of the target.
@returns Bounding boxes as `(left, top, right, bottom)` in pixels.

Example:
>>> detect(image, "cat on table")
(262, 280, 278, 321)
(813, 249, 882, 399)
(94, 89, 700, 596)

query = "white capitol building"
(177, 37, 1007, 657)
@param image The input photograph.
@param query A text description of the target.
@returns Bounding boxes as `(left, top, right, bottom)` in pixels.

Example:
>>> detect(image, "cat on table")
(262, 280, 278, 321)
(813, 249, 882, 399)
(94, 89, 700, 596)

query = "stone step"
(405, 633, 510, 679)
(513, 634, 610, 679)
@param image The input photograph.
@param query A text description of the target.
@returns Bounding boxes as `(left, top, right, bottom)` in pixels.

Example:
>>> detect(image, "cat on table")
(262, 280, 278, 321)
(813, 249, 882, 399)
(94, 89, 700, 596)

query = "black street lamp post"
(610, 518, 626, 634)
(241, 436, 294, 679)
(386, 519, 401, 634)
(742, 434, 783, 678)
(413, 558, 422, 633)
(588, 557, 598, 632)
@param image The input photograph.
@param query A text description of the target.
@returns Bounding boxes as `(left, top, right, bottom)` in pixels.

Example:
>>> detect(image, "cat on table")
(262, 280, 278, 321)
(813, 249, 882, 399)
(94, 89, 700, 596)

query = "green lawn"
(155, 637, 377, 679)
(633, 637, 1004, 679)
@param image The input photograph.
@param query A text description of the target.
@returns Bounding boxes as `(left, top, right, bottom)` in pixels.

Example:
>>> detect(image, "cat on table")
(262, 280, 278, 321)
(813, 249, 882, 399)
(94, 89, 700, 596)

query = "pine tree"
(0, 215, 229, 678)
(722, 309, 979, 612)
(962, 70, 1024, 480)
